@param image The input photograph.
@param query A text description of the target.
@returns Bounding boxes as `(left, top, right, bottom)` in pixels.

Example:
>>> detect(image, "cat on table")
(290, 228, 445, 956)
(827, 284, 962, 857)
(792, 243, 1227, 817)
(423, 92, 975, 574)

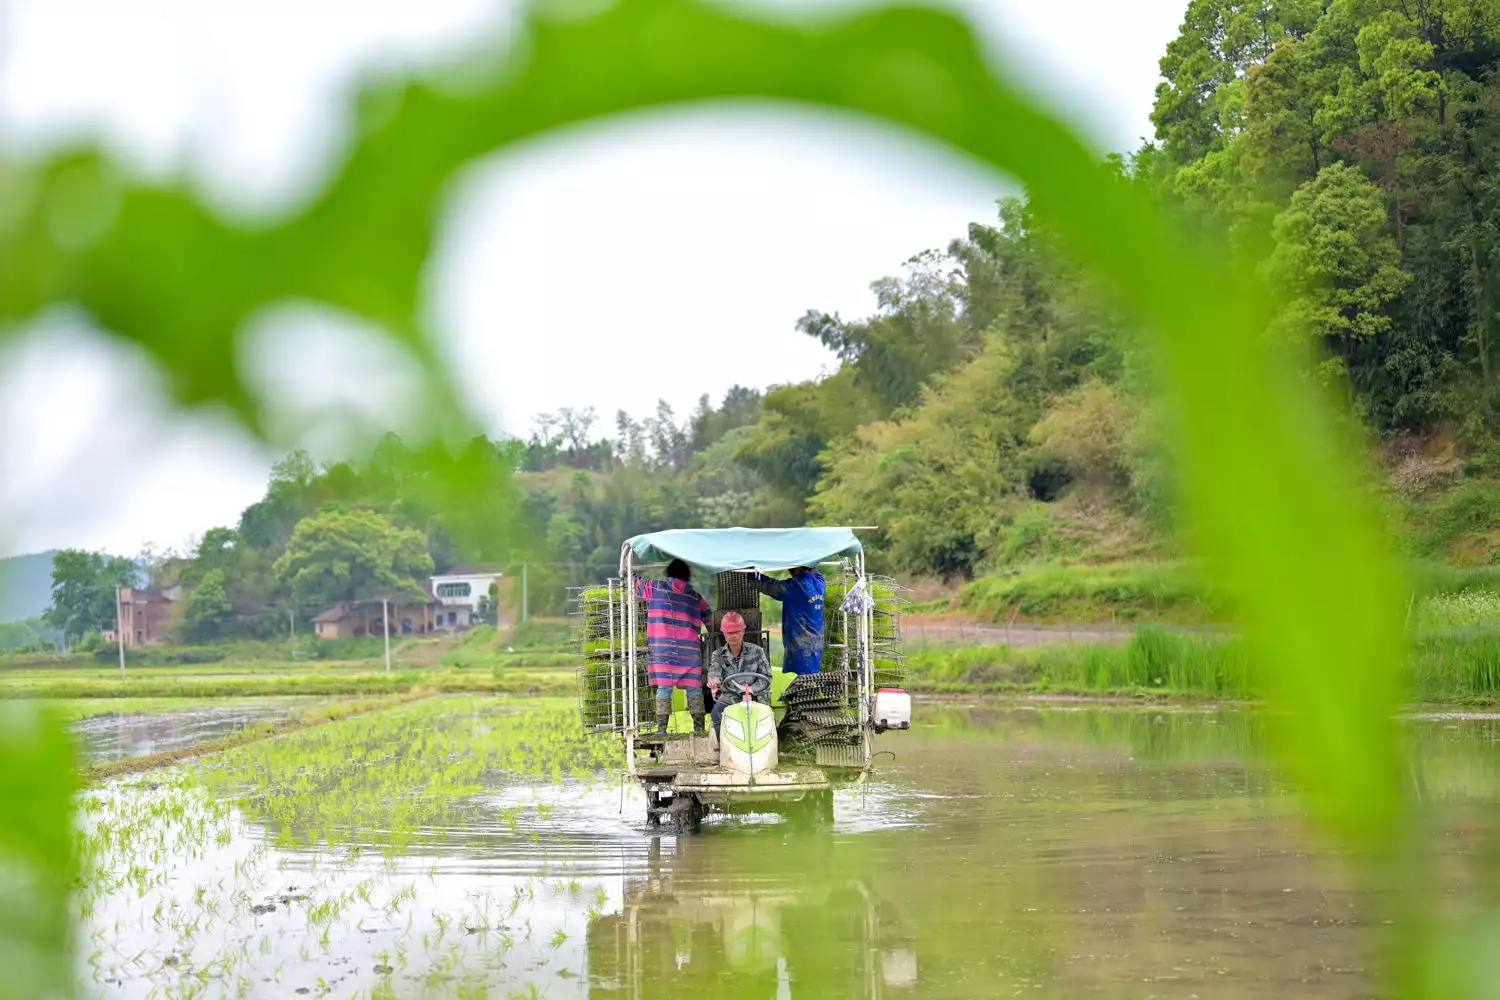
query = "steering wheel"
(716, 670, 768, 701)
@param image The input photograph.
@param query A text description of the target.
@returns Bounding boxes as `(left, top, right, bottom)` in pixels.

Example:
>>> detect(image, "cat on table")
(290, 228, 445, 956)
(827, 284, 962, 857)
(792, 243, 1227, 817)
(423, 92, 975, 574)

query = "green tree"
(273, 508, 434, 607)
(184, 527, 239, 588)
(1151, 0, 1321, 167)
(42, 550, 140, 643)
(797, 250, 974, 414)
(476, 581, 500, 627)
(180, 569, 234, 642)
(1264, 162, 1410, 383)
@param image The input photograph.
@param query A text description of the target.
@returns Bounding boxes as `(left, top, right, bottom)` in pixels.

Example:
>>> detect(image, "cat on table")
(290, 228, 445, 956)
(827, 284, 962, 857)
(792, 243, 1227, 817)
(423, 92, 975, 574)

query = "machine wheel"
(664, 793, 704, 834)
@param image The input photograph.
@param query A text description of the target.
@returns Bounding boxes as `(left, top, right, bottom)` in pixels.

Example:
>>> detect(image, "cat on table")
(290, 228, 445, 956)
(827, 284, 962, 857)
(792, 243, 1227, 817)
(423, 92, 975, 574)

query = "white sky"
(0, 0, 1186, 559)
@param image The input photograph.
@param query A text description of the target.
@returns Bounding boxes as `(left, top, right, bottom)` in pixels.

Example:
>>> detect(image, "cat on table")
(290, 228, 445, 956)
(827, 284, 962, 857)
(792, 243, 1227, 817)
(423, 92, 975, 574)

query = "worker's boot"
(691, 713, 706, 737)
(656, 710, 671, 736)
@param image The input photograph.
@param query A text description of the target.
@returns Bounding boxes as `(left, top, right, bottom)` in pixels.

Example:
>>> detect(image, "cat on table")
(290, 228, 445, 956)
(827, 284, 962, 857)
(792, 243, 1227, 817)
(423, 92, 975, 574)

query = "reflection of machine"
(573, 527, 909, 831)
(587, 872, 918, 998)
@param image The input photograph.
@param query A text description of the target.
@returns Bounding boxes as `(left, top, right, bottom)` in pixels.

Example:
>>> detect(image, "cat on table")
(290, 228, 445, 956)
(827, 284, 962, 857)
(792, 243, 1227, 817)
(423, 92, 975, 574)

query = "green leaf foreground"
(0, 706, 77, 1000)
(0, 0, 1413, 989)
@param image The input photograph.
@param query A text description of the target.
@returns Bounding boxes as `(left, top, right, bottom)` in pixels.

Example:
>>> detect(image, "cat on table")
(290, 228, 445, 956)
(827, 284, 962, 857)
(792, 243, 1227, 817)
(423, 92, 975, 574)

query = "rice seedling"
(71, 695, 622, 999)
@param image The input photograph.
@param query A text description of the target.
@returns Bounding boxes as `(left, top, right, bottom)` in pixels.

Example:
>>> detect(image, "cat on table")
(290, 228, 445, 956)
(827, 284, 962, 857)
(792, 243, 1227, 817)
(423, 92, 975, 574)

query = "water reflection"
(588, 854, 916, 998)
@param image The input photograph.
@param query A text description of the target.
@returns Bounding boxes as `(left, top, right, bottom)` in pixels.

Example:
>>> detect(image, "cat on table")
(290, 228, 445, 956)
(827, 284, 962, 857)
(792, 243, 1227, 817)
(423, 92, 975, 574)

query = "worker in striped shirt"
(637, 558, 711, 735)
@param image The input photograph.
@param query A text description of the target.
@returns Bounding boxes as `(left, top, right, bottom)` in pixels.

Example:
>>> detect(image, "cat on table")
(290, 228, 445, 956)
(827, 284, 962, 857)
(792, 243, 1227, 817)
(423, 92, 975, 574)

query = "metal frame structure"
(610, 541, 876, 777)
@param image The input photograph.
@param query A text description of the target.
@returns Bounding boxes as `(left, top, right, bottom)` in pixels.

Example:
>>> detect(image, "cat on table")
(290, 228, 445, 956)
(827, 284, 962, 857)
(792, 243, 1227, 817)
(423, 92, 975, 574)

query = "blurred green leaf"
(0, 0, 1414, 989)
(0, 705, 77, 1000)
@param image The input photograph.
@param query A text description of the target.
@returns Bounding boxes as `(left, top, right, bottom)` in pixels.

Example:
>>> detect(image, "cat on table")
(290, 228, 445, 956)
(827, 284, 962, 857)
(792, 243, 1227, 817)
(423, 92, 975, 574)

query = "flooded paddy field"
(74, 695, 1500, 999)
(63, 699, 306, 762)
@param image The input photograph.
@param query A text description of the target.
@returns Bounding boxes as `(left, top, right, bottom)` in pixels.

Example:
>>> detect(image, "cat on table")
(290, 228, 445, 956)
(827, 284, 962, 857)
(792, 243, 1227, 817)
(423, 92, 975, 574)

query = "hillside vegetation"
(26, 0, 1500, 630)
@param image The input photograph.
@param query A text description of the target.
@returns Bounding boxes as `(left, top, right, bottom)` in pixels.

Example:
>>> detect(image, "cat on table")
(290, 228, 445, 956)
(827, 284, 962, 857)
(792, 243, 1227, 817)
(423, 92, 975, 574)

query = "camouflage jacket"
(707, 642, 772, 704)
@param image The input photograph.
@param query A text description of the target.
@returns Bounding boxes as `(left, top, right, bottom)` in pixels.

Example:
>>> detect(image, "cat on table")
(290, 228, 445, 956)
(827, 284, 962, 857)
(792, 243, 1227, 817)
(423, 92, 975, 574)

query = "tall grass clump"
(908, 626, 1254, 697)
(1049, 626, 1254, 695)
(1409, 633, 1500, 701)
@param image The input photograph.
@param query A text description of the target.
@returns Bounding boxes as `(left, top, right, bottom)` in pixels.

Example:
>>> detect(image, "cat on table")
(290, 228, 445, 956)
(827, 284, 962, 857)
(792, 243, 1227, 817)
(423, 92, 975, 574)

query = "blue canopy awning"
(627, 527, 863, 575)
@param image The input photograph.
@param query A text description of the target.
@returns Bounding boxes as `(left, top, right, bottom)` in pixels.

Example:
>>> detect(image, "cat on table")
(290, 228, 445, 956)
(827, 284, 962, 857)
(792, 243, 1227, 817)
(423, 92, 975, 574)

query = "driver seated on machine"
(707, 611, 772, 740)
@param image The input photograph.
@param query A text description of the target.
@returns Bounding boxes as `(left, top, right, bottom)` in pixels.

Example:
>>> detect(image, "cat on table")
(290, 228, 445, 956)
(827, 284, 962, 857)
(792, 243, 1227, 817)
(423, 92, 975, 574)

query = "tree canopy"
(42, 550, 141, 641)
(273, 508, 434, 606)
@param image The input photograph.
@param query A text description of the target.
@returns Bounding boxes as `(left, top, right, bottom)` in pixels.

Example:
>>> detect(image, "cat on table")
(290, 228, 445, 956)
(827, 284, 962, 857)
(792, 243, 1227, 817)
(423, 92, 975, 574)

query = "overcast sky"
(0, 0, 1187, 559)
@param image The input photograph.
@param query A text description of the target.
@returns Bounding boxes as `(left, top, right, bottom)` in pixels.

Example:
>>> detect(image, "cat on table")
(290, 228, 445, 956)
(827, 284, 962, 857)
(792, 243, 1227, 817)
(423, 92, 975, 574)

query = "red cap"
(720, 611, 747, 634)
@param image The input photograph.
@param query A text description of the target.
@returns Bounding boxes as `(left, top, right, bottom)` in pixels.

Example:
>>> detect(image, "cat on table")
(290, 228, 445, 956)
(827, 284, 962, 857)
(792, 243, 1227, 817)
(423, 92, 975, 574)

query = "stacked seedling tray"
(570, 582, 651, 733)
(777, 670, 864, 766)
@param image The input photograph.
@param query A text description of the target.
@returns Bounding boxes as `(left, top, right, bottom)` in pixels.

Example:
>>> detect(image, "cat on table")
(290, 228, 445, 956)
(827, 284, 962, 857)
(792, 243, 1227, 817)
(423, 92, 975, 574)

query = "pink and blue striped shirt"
(636, 577, 711, 688)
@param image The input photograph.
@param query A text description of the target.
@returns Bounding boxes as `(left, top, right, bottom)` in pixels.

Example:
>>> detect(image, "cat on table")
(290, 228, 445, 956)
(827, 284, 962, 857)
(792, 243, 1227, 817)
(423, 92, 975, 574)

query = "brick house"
(117, 586, 177, 647)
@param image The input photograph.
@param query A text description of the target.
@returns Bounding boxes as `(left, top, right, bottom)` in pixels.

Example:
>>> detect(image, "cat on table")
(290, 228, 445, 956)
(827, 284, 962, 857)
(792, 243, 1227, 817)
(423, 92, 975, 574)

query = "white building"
(428, 570, 504, 630)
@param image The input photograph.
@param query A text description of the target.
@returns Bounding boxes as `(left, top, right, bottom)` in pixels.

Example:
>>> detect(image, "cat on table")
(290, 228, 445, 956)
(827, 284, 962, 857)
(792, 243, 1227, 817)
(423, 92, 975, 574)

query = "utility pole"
(521, 563, 529, 624)
(382, 597, 391, 672)
(115, 586, 126, 680)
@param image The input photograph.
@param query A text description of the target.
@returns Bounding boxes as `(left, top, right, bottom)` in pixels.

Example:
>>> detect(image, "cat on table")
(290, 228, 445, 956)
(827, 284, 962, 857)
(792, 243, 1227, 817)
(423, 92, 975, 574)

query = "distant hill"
(0, 550, 58, 623)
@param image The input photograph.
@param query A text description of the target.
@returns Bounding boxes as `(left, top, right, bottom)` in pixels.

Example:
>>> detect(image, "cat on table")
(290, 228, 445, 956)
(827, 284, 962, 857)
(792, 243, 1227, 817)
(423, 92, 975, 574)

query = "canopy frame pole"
(864, 551, 876, 731)
(620, 542, 639, 748)
(840, 559, 851, 674)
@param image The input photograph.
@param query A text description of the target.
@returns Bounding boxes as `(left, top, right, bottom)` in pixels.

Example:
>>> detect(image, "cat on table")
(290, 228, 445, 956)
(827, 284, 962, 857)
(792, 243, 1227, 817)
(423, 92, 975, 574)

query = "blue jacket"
(753, 569, 826, 674)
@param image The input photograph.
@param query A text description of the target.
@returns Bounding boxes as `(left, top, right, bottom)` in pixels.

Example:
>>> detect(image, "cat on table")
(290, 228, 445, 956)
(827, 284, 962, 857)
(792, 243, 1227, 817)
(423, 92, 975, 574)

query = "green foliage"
(475, 582, 500, 627)
(179, 568, 234, 642)
(42, 549, 139, 642)
(1148, 0, 1500, 438)
(505, 619, 571, 651)
(0, 618, 57, 653)
(808, 201, 1155, 578)
(515, 389, 776, 610)
(0, 705, 76, 1000)
(1409, 629, 1500, 698)
(1264, 162, 1409, 379)
(74, 630, 107, 655)
(956, 560, 1229, 623)
(273, 508, 434, 606)
(1151, 0, 1323, 167)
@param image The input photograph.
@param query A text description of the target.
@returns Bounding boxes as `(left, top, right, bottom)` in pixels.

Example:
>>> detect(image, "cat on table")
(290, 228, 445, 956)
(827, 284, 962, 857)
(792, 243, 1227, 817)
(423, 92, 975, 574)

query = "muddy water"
(80, 699, 1500, 1000)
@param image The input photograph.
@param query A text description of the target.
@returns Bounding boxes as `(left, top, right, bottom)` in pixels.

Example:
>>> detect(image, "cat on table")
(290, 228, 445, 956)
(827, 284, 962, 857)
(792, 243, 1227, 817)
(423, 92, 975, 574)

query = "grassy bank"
(945, 561, 1228, 625)
(943, 558, 1500, 627)
(908, 624, 1500, 703)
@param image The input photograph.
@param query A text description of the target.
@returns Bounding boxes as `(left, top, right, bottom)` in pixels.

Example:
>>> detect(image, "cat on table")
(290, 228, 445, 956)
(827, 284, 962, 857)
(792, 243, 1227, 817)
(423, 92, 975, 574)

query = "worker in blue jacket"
(752, 565, 826, 674)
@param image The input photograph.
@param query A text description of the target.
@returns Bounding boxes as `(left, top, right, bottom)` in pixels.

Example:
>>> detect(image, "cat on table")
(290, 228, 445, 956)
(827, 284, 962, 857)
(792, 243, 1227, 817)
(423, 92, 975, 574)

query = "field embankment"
(926, 557, 1500, 629)
(0, 621, 579, 698)
(908, 618, 1500, 704)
